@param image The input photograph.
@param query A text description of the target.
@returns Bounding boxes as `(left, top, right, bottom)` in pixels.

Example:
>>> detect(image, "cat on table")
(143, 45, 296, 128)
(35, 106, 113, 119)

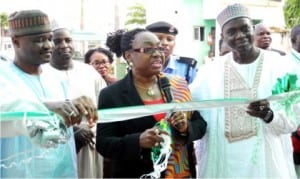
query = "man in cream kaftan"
(190, 50, 297, 178)
(43, 27, 107, 178)
(43, 59, 106, 178)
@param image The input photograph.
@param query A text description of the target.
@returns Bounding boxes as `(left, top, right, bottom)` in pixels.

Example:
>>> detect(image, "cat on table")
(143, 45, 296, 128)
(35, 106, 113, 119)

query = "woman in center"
(96, 28, 207, 178)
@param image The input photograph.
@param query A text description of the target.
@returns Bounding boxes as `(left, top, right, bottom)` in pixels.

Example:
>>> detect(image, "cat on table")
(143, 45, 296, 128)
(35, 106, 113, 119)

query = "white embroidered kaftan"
(190, 50, 298, 178)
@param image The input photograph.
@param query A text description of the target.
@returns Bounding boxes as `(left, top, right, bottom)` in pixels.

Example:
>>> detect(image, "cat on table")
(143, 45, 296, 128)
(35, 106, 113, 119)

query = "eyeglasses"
(132, 47, 164, 55)
(90, 60, 109, 66)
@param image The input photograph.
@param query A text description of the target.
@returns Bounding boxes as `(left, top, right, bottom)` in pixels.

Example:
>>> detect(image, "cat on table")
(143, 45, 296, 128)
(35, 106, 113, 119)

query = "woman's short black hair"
(84, 47, 114, 64)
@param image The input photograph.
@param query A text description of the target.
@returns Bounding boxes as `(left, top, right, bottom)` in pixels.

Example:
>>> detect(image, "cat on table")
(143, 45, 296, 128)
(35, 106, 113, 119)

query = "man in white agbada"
(190, 4, 298, 178)
(1, 10, 98, 178)
(43, 27, 106, 178)
(0, 61, 49, 138)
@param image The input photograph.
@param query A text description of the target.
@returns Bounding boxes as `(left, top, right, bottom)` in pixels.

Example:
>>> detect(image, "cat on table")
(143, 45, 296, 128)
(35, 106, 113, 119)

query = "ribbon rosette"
(0, 111, 71, 148)
(26, 113, 70, 148)
(272, 74, 299, 94)
(140, 120, 172, 179)
(0, 112, 70, 170)
(272, 73, 300, 116)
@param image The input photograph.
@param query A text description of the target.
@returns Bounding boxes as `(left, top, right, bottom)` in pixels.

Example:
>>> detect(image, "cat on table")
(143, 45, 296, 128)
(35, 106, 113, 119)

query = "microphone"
(160, 77, 183, 129)
(160, 77, 173, 103)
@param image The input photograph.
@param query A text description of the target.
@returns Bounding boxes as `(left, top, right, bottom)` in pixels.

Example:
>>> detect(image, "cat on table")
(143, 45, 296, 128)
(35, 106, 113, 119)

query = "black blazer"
(96, 71, 207, 178)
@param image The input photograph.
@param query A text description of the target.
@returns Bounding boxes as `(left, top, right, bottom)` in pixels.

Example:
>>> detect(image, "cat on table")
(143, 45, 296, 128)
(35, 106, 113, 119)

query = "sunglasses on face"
(132, 47, 165, 55)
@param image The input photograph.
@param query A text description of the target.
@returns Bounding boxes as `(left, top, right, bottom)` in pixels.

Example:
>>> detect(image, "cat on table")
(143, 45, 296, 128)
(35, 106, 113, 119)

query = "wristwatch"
(263, 110, 273, 123)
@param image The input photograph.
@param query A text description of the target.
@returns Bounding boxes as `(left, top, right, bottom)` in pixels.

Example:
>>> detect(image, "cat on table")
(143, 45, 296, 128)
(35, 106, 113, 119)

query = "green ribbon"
(151, 120, 172, 162)
(1, 98, 249, 123)
(2, 92, 300, 123)
(272, 73, 300, 116)
(145, 119, 172, 178)
(272, 74, 300, 94)
(0, 111, 55, 122)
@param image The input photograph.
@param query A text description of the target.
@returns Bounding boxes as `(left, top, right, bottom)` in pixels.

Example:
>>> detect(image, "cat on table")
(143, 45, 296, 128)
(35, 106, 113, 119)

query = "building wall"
(145, 0, 211, 66)
(146, 0, 287, 66)
(181, 0, 213, 65)
(0, 37, 14, 59)
(202, 0, 287, 55)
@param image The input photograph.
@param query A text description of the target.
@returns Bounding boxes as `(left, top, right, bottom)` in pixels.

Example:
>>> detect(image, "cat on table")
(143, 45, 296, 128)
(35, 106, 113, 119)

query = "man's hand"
(44, 100, 81, 126)
(246, 99, 274, 123)
(74, 126, 94, 153)
(167, 111, 188, 133)
(71, 96, 98, 126)
(139, 127, 169, 148)
(44, 96, 98, 127)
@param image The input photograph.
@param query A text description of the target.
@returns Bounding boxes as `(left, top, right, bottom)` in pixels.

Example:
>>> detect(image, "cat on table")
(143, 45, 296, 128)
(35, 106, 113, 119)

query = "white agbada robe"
(190, 50, 298, 178)
(1, 62, 77, 178)
(0, 62, 48, 137)
(43, 60, 107, 178)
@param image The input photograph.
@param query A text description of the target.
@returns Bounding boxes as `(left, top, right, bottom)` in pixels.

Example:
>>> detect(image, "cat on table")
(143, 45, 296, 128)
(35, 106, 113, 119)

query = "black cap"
(146, 21, 178, 35)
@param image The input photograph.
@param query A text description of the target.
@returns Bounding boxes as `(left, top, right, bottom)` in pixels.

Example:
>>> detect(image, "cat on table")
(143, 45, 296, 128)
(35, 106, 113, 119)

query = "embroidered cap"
(217, 4, 250, 29)
(8, 9, 51, 37)
(146, 21, 178, 35)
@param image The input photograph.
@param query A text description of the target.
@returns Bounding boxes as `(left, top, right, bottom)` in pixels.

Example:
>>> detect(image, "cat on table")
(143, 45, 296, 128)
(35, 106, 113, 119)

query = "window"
(194, 26, 205, 41)
(4, 44, 12, 50)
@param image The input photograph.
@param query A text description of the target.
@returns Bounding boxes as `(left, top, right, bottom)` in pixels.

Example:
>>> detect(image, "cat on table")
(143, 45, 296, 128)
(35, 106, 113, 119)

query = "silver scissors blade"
(164, 107, 177, 120)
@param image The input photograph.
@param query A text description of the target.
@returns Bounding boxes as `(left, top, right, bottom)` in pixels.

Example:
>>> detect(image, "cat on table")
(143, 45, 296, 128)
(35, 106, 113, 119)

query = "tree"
(0, 13, 8, 31)
(283, 0, 300, 28)
(0, 12, 8, 50)
(125, 2, 146, 26)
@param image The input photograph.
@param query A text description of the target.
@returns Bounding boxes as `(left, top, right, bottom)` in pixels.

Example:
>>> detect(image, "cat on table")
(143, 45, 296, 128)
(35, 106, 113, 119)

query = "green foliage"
(283, 0, 300, 28)
(125, 3, 146, 26)
(0, 13, 8, 28)
(0, 12, 8, 41)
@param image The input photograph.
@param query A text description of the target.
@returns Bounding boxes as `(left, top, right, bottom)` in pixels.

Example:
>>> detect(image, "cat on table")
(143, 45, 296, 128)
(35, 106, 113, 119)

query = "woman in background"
(85, 47, 117, 85)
